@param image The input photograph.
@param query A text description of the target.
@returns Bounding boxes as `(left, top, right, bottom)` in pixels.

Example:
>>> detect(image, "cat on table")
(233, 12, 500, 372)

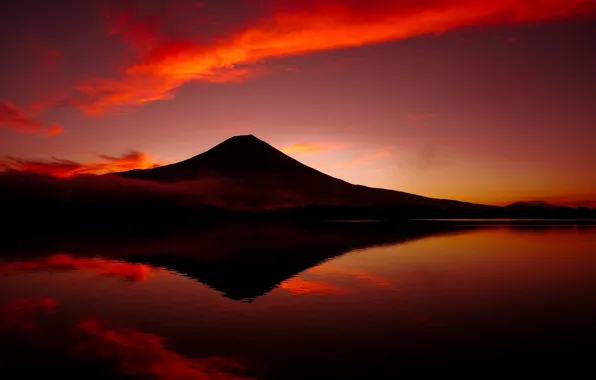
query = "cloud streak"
(340, 146, 396, 167)
(0, 151, 164, 177)
(280, 141, 347, 155)
(0, 102, 63, 136)
(75, 0, 596, 114)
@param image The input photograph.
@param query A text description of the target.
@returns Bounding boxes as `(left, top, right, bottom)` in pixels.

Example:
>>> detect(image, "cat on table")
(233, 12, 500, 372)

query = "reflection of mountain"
(0, 221, 467, 301)
(133, 223, 468, 301)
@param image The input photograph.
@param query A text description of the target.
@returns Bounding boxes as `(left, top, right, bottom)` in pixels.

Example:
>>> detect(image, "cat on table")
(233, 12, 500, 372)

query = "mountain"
(506, 201, 560, 209)
(115, 135, 486, 211)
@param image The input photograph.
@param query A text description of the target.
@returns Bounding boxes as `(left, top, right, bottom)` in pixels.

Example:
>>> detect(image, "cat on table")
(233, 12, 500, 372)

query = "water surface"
(1, 223, 595, 378)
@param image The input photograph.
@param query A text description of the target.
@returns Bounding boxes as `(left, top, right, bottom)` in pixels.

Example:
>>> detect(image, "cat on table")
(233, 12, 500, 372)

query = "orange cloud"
(341, 146, 396, 167)
(75, 318, 255, 380)
(76, 0, 596, 114)
(0, 151, 165, 177)
(0, 102, 63, 136)
(280, 141, 347, 155)
(277, 278, 350, 296)
(0, 254, 160, 282)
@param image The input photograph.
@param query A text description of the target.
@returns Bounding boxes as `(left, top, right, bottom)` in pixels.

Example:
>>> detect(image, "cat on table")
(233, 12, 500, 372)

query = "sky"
(1, 0, 595, 207)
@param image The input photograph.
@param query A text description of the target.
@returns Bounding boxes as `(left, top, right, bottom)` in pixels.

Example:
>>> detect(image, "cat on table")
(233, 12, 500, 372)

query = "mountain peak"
(208, 134, 277, 155)
(221, 134, 264, 144)
(216, 134, 270, 146)
(228, 134, 259, 140)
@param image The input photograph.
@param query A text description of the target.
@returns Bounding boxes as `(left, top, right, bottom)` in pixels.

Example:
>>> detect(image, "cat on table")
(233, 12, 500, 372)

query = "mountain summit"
(116, 135, 485, 210)
(118, 134, 351, 188)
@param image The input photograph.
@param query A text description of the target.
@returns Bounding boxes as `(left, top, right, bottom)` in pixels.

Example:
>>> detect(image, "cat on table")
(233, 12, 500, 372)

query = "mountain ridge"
(115, 135, 489, 211)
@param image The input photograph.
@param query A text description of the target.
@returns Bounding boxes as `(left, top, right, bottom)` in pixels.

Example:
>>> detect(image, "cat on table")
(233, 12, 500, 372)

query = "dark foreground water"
(1, 222, 595, 379)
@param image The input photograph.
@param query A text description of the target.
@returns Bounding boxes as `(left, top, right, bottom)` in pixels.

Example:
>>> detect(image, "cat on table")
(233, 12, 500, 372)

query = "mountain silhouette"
(506, 201, 559, 209)
(116, 135, 486, 211)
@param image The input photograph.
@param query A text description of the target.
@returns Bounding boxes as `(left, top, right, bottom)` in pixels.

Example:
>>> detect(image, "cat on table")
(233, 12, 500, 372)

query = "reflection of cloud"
(75, 318, 255, 380)
(74, 0, 595, 114)
(0, 254, 160, 282)
(0, 102, 63, 136)
(276, 265, 391, 296)
(0, 298, 58, 333)
(0, 151, 165, 177)
(0, 298, 254, 380)
(280, 141, 347, 155)
(277, 278, 350, 296)
(308, 266, 392, 288)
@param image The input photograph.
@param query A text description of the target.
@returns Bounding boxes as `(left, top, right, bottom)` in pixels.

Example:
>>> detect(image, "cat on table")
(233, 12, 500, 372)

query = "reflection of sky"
(2, 226, 596, 378)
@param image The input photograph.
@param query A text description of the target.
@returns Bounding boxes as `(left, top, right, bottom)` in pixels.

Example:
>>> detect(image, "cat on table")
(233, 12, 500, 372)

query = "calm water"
(1, 223, 596, 378)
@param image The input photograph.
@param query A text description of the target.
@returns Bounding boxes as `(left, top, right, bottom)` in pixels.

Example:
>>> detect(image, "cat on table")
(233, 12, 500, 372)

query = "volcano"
(116, 135, 486, 211)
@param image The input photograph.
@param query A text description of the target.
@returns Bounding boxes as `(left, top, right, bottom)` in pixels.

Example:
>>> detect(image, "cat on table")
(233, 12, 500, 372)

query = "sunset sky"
(1, 0, 595, 206)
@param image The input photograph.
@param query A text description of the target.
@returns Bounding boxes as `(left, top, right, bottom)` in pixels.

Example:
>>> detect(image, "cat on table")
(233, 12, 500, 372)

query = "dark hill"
(116, 135, 488, 211)
(506, 201, 559, 209)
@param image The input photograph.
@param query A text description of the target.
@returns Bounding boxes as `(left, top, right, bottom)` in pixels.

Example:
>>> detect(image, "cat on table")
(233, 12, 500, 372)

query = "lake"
(1, 222, 595, 378)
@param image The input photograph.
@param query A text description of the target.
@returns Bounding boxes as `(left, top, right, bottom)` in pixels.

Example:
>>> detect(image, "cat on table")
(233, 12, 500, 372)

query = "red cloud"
(0, 151, 165, 177)
(0, 254, 160, 282)
(74, 0, 596, 114)
(0, 102, 63, 136)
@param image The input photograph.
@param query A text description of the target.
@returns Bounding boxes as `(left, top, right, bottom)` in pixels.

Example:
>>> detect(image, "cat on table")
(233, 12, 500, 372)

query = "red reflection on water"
(0, 254, 160, 282)
(277, 278, 350, 296)
(307, 266, 392, 288)
(74, 318, 255, 380)
(0, 297, 58, 332)
(0, 297, 255, 379)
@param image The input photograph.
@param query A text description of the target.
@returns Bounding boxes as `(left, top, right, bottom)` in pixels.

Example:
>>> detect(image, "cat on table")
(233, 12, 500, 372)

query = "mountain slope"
(116, 135, 487, 210)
